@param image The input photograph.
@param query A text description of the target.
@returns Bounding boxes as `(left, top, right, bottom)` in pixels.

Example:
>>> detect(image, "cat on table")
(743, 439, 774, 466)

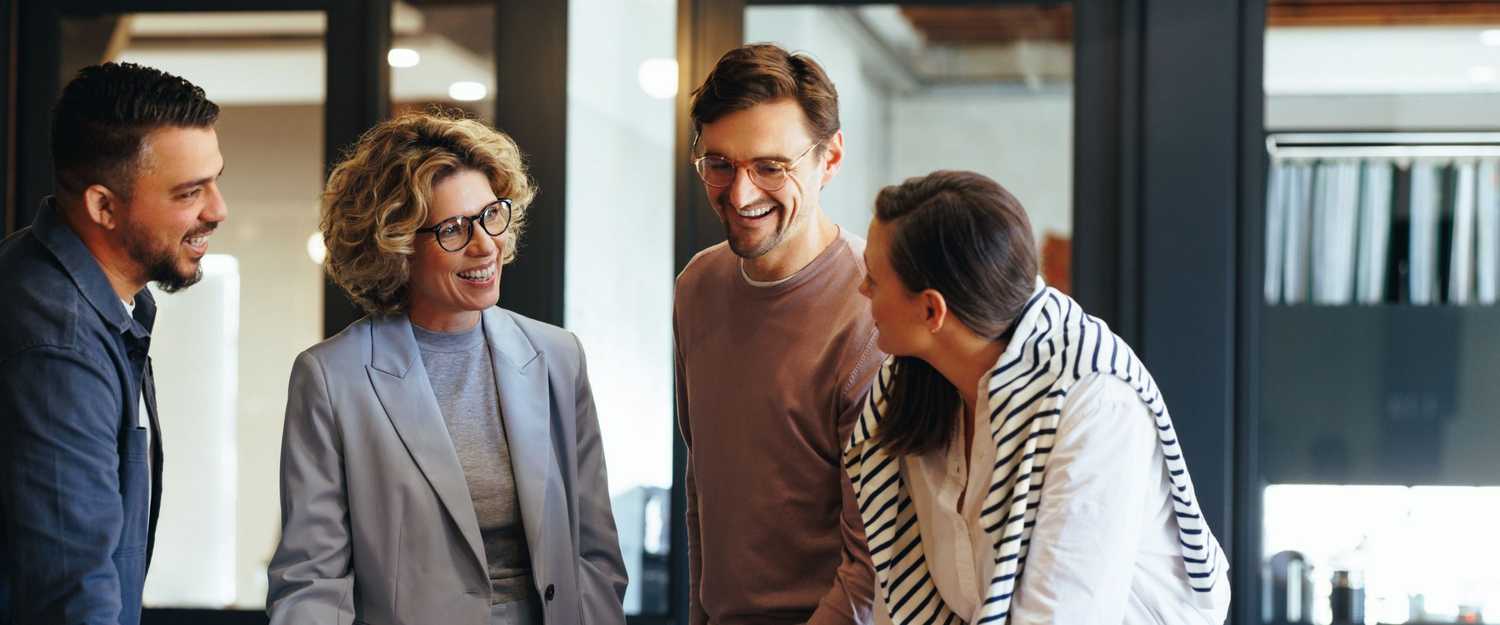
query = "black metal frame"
(1135, 0, 1242, 554)
(322, 0, 391, 336)
(1072, 0, 1140, 340)
(0, 1, 12, 235)
(1232, 3, 1266, 624)
(494, 0, 568, 327)
(1075, 5, 1266, 622)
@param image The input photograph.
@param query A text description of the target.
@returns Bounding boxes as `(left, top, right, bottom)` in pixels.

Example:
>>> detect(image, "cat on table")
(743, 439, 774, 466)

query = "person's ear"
(818, 131, 844, 188)
(81, 184, 122, 230)
(921, 288, 949, 334)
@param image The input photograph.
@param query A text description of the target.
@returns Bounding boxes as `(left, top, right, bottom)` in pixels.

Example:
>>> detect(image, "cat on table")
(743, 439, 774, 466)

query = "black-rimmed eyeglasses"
(416, 198, 512, 252)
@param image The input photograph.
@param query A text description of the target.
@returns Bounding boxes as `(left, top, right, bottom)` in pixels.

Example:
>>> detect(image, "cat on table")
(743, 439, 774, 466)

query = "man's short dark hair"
(689, 43, 840, 145)
(51, 62, 219, 203)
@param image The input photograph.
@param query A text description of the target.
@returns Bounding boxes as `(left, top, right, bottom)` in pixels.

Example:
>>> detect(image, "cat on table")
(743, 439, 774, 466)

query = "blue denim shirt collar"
(32, 197, 155, 339)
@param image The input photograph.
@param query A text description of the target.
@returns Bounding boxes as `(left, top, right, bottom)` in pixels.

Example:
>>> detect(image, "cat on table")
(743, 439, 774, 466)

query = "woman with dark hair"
(847, 171, 1230, 625)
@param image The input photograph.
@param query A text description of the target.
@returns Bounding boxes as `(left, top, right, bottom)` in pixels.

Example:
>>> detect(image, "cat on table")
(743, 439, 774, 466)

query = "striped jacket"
(844, 283, 1230, 625)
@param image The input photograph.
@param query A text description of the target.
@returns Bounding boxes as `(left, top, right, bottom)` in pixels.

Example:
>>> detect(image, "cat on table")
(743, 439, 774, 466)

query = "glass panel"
(744, 3, 1075, 291)
(1264, 485, 1500, 625)
(1260, 7, 1500, 624)
(390, 1, 496, 123)
(565, 0, 677, 616)
(62, 11, 329, 610)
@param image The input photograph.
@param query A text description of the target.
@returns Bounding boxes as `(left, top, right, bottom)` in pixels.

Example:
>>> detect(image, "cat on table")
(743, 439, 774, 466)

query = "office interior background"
(2, 0, 1499, 624)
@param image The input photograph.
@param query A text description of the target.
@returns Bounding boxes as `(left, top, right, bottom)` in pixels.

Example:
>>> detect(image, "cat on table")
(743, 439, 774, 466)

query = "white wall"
(566, 0, 678, 613)
(141, 104, 326, 609)
(1267, 93, 1500, 131)
(214, 105, 326, 608)
(144, 258, 240, 606)
(888, 86, 1073, 242)
(1265, 25, 1500, 131)
(1265, 26, 1500, 96)
(565, 0, 677, 497)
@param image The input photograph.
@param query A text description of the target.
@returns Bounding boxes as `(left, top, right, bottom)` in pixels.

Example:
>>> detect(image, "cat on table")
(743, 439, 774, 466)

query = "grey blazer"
(267, 307, 627, 625)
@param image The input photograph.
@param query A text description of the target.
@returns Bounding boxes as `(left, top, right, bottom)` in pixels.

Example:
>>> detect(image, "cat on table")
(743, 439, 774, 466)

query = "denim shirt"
(0, 199, 162, 625)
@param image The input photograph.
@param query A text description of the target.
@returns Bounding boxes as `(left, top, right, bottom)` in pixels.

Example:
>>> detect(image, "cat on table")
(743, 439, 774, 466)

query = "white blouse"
(901, 376, 998, 622)
(891, 372, 1215, 625)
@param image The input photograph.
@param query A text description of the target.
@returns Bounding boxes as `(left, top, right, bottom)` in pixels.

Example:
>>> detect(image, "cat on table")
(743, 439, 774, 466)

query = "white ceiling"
(115, 5, 491, 106)
(1266, 25, 1500, 95)
(119, 35, 494, 106)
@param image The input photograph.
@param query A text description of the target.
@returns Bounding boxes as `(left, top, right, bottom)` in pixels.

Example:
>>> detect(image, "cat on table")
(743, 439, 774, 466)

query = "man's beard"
(120, 218, 205, 293)
(722, 202, 797, 260)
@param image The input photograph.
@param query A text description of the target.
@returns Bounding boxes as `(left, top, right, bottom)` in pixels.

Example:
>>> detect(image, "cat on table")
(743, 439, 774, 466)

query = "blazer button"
(544, 584, 555, 601)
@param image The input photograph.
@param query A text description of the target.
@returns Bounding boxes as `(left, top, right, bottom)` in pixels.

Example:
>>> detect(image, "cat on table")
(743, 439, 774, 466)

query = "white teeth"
(737, 205, 772, 218)
(185, 235, 209, 248)
(457, 265, 495, 281)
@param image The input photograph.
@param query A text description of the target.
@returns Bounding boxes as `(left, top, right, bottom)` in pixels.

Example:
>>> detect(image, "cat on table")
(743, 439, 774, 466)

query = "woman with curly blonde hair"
(267, 111, 627, 625)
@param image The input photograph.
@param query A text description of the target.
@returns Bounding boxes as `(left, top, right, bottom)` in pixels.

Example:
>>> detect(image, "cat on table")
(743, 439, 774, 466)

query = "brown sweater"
(674, 232, 883, 625)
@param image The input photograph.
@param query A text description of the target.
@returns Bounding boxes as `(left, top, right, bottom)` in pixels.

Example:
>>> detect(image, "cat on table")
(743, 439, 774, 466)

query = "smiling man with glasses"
(674, 44, 882, 625)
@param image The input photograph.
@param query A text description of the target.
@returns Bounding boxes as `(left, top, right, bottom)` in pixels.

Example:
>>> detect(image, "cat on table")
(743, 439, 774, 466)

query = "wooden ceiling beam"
(896, 2, 1500, 48)
(900, 6, 1071, 45)
(1269, 2, 1500, 27)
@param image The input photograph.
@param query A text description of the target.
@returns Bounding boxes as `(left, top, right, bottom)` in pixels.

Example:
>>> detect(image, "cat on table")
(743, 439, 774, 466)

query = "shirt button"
(544, 584, 555, 601)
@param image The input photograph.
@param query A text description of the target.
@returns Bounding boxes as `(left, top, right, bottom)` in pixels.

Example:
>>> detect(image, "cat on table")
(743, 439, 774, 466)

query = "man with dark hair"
(0, 62, 225, 625)
(674, 43, 880, 625)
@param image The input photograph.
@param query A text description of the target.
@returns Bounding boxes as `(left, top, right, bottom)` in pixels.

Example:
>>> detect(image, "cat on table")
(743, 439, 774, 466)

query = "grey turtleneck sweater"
(412, 322, 534, 608)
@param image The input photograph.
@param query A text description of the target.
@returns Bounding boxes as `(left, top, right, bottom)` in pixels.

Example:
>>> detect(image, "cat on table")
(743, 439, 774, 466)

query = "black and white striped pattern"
(845, 285, 1228, 625)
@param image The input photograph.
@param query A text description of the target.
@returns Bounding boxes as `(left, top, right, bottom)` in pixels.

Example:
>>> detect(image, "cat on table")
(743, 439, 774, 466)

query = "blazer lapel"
(481, 308, 554, 572)
(365, 315, 487, 573)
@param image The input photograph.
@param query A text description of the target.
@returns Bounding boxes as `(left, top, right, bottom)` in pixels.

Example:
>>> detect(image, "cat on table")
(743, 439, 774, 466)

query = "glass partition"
(1258, 11, 1500, 625)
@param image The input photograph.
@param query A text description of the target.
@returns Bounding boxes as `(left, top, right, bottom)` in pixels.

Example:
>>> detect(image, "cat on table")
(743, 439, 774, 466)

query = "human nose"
(726, 165, 762, 208)
(202, 183, 228, 224)
(467, 221, 498, 256)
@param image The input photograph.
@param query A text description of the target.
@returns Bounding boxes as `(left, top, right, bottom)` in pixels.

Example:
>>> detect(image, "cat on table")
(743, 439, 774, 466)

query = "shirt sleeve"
(807, 332, 883, 625)
(1007, 373, 1161, 625)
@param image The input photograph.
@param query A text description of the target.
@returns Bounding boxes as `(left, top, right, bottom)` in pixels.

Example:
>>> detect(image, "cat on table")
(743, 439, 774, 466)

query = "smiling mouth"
(729, 200, 781, 221)
(183, 231, 212, 252)
(457, 262, 496, 283)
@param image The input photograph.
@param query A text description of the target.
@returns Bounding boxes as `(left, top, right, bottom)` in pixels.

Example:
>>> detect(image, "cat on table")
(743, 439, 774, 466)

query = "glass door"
(14, 2, 391, 622)
(564, 0, 679, 618)
(1255, 3, 1500, 623)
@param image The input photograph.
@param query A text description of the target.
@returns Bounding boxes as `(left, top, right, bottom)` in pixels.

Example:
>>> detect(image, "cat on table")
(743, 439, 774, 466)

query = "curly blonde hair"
(321, 111, 535, 315)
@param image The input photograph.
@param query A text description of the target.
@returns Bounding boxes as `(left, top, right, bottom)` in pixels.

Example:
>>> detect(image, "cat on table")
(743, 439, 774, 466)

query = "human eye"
(753, 160, 785, 179)
(703, 157, 734, 173)
(436, 220, 464, 239)
(482, 205, 504, 227)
